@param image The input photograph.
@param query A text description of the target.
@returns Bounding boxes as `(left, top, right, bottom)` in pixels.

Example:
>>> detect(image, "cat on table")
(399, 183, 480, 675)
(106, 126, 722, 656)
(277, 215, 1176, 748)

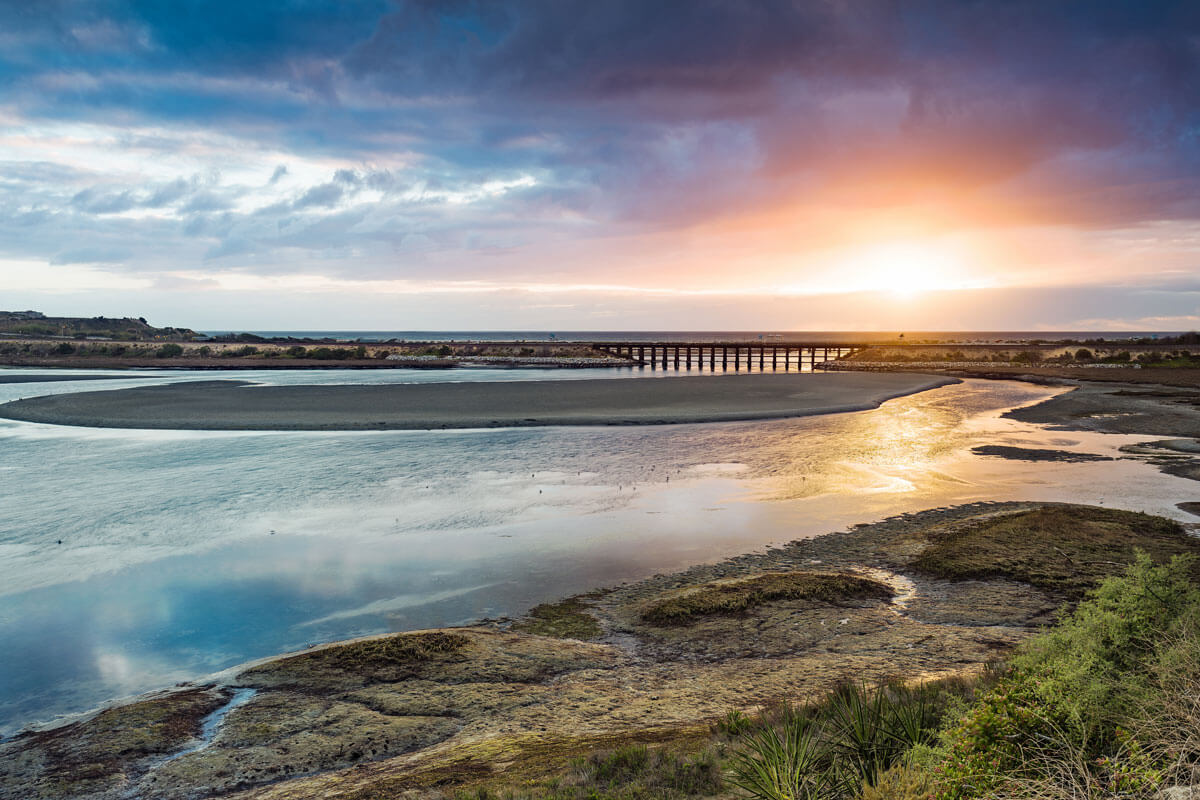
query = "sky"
(2, 0, 1200, 331)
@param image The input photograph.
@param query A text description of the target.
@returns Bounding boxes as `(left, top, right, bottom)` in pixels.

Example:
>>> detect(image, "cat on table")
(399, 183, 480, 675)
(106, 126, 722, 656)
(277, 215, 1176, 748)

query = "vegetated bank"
(2, 502, 1198, 799)
(0, 332, 631, 370)
(0, 310, 198, 341)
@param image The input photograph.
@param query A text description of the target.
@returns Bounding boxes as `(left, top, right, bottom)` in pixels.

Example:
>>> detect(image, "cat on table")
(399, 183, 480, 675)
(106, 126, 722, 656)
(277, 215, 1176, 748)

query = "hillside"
(0, 311, 197, 341)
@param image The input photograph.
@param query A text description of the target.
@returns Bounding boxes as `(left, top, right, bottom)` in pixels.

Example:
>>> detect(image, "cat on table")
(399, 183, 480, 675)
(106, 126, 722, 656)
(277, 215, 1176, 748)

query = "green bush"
(932, 552, 1200, 799)
(1012, 552, 1198, 740)
(155, 343, 184, 358)
(715, 709, 753, 736)
(860, 762, 935, 800)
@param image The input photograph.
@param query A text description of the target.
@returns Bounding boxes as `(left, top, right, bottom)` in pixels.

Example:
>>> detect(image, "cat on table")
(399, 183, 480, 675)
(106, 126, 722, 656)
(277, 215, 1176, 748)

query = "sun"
(851, 241, 962, 299)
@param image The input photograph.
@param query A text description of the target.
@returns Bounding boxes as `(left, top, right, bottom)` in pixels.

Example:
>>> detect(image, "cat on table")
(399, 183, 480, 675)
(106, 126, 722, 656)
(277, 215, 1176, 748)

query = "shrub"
(716, 709, 754, 737)
(1074, 348, 1094, 361)
(155, 343, 184, 358)
(1011, 552, 1199, 742)
(932, 553, 1200, 799)
(53, 342, 75, 355)
(860, 762, 935, 800)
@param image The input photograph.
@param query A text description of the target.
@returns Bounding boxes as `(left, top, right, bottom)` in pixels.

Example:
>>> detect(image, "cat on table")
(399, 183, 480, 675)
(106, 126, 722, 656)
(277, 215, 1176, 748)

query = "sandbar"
(0, 372, 957, 430)
(0, 373, 153, 384)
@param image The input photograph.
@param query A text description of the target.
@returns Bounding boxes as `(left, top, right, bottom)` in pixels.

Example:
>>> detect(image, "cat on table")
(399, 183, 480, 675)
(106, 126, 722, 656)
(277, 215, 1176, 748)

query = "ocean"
(0, 363, 1194, 736)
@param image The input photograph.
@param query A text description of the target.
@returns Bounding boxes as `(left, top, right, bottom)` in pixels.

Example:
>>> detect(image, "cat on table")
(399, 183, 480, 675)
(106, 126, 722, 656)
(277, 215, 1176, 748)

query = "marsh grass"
(309, 631, 469, 671)
(914, 506, 1199, 597)
(641, 572, 893, 626)
(728, 678, 979, 800)
(442, 742, 724, 800)
(511, 598, 604, 640)
(247, 631, 472, 686)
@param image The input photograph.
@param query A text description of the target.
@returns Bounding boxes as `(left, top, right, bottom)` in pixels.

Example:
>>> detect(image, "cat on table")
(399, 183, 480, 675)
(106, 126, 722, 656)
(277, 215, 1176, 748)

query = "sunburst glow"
(852, 242, 965, 299)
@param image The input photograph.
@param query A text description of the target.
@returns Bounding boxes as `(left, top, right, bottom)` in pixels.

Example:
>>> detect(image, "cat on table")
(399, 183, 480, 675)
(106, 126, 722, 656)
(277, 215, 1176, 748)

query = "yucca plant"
(728, 714, 843, 800)
(882, 683, 941, 752)
(826, 682, 893, 786)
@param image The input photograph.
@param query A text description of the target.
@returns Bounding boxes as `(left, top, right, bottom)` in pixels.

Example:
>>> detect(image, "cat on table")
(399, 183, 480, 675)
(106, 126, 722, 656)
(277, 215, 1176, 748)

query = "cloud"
(149, 274, 221, 290)
(50, 246, 132, 265)
(291, 181, 344, 209)
(1, 0, 1199, 323)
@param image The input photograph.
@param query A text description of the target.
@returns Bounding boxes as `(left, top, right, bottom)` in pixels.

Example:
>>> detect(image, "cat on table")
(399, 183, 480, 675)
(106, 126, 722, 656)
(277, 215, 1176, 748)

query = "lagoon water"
(0, 366, 1195, 735)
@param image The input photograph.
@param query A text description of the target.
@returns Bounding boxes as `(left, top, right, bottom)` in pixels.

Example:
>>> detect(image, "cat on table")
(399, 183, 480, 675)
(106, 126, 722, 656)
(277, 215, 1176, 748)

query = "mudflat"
(0, 372, 957, 430)
(0, 373, 148, 384)
(6, 502, 1195, 800)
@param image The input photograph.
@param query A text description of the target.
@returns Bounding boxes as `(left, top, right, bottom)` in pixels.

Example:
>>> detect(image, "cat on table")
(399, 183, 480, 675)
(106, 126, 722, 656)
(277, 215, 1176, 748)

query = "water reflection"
(0, 378, 1195, 734)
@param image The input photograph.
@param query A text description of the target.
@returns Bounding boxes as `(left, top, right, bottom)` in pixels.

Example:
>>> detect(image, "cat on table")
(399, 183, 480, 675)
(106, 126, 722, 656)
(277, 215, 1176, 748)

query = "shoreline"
(0, 372, 958, 431)
(6, 500, 1198, 799)
(4, 372, 1200, 798)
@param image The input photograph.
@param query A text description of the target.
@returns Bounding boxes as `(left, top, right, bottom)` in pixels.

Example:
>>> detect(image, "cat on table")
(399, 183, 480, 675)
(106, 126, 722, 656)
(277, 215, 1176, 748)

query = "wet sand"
(0, 373, 151, 384)
(1004, 379, 1200, 437)
(0, 372, 957, 430)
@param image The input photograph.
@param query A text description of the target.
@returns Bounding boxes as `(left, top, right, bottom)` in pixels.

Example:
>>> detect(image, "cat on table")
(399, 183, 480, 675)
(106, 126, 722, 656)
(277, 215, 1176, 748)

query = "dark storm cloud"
(3, 0, 1200, 280)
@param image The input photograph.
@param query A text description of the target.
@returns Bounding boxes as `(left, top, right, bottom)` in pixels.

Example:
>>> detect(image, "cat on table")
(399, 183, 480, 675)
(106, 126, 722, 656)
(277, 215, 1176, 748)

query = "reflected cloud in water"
(1, 378, 1195, 734)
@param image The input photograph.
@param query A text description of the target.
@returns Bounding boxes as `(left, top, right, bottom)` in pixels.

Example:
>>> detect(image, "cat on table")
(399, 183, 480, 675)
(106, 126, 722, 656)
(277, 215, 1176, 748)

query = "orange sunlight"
(775, 237, 990, 298)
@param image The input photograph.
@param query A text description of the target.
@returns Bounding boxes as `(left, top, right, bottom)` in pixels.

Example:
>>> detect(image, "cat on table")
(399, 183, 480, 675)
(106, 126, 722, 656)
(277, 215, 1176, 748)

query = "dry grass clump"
(511, 598, 604, 640)
(244, 631, 472, 688)
(311, 631, 470, 671)
(641, 572, 893, 626)
(914, 506, 1198, 597)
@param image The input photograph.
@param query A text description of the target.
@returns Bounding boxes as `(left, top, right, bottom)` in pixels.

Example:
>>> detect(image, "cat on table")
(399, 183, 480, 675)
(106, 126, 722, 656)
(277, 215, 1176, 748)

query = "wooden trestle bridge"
(588, 341, 864, 370)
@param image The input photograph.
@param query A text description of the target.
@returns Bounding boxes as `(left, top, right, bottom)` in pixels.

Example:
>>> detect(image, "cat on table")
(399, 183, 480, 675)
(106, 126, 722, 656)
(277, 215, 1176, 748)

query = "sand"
(0, 372, 956, 431)
(0, 373, 148, 384)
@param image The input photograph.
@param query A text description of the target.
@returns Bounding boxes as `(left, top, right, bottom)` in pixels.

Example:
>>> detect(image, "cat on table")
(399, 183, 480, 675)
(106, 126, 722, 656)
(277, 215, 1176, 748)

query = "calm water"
(0, 369, 1195, 735)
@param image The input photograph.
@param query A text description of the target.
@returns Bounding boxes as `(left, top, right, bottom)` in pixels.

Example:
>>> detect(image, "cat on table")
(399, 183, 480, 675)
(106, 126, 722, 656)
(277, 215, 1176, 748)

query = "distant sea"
(201, 330, 1182, 343)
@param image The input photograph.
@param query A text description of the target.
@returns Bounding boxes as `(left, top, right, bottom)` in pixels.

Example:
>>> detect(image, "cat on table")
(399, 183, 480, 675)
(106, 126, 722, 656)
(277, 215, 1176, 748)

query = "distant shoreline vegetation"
(0, 310, 196, 341)
(2, 313, 1198, 370)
